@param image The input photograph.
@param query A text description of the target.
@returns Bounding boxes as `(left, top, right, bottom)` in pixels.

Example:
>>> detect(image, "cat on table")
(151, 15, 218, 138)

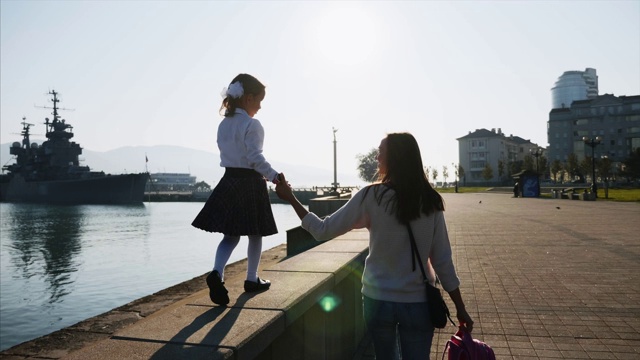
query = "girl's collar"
(234, 108, 248, 116)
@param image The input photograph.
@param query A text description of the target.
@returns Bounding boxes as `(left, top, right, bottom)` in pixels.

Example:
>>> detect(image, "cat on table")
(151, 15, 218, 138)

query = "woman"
(275, 133, 473, 359)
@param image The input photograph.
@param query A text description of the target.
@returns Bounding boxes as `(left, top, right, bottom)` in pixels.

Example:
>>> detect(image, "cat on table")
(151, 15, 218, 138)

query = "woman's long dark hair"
(220, 73, 265, 117)
(368, 133, 444, 224)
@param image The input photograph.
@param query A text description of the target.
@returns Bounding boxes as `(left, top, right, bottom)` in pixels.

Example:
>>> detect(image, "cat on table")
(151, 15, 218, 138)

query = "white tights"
(213, 234, 262, 282)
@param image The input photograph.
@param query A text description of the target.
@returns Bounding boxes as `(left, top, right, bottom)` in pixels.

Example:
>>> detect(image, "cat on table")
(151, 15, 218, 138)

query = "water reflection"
(7, 204, 84, 303)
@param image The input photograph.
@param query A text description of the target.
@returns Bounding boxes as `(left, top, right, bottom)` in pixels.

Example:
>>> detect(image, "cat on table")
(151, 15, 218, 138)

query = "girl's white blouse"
(217, 109, 278, 182)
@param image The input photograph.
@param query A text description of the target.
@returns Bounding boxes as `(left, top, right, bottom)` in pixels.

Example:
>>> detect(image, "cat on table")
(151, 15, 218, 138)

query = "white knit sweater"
(301, 185, 460, 303)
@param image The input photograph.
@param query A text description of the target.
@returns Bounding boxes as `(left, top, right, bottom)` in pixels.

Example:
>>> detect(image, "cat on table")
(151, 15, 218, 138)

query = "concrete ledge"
(58, 230, 370, 360)
(65, 338, 234, 360)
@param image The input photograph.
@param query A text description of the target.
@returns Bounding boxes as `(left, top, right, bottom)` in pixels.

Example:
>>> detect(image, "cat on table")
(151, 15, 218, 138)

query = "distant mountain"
(1, 143, 364, 189)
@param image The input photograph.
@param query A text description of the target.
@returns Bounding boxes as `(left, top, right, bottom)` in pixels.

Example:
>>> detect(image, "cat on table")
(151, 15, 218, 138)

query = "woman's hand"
(447, 287, 474, 332)
(275, 174, 309, 220)
(456, 308, 474, 332)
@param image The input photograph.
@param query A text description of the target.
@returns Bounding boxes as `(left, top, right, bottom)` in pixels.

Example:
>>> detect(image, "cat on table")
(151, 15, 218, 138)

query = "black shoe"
(206, 270, 229, 306)
(244, 277, 271, 292)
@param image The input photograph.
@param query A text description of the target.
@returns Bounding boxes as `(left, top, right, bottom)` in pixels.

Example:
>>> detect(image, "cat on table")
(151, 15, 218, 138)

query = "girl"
(192, 73, 282, 306)
(276, 133, 474, 359)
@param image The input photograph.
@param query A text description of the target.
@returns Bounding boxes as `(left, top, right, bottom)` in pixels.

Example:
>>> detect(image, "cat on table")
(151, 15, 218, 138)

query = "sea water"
(0, 202, 302, 351)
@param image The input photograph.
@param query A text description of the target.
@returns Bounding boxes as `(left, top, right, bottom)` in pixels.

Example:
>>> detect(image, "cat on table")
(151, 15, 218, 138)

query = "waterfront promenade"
(1, 193, 639, 359)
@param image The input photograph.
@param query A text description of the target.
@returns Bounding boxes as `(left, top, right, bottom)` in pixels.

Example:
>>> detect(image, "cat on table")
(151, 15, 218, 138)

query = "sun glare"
(312, 5, 377, 66)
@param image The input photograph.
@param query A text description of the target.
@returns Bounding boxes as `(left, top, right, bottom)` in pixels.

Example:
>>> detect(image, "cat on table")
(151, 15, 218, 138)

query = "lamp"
(529, 148, 543, 174)
(582, 136, 602, 198)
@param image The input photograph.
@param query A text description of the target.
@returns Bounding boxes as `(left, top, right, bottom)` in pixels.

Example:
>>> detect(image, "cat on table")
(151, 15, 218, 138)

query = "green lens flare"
(319, 294, 341, 312)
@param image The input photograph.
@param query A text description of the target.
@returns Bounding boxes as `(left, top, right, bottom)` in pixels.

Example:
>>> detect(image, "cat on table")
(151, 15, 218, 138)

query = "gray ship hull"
(0, 173, 149, 204)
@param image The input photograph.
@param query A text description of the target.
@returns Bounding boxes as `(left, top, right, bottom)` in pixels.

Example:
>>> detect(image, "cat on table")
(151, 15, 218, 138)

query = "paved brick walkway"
(356, 193, 640, 359)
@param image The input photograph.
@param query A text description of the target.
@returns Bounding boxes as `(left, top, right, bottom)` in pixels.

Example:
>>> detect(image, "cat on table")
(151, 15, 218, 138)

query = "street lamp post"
(530, 148, 543, 196)
(530, 148, 543, 174)
(582, 136, 602, 198)
(452, 162, 459, 193)
(332, 127, 339, 193)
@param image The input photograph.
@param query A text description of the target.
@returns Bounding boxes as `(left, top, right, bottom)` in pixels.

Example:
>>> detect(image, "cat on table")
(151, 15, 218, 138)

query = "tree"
(442, 165, 449, 185)
(431, 168, 439, 185)
(458, 165, 466, 186)
(550, 160, 563, 183)
(579, 156, 593, 183)
(566, 153, 580, 180)
(356, 148, 379, 182)
(194, 181, 211, 191)
(523, 155, 534, 172)
(597, 156, 614, 198)
(539, 156, 549, 178)
(621, 148, 640, 181)
(482, 163, 493, 181)
(509, 160, 523, 176)
(497, 159, 505, 181)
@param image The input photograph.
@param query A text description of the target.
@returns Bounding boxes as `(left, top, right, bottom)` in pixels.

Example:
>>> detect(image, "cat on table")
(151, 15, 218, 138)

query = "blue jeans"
(363, 295, 434, 360)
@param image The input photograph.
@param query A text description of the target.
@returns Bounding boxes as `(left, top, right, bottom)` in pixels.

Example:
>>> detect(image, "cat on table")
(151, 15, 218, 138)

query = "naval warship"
(0, 90, 148, 204)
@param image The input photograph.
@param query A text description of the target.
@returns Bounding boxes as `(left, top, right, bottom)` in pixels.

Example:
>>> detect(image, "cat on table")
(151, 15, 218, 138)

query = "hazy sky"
(1, 1, 639, 184)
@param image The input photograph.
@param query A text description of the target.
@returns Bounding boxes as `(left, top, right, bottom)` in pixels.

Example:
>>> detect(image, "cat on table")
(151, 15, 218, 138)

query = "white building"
(457, 128, 542, 184)
(147, 172, 196, 191)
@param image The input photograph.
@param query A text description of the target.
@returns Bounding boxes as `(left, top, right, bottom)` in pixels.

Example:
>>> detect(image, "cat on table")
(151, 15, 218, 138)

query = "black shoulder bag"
(407, 223, 455, 328)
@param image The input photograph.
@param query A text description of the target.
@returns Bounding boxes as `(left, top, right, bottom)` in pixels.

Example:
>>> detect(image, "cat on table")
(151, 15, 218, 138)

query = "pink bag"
(443, 327, 495, 360)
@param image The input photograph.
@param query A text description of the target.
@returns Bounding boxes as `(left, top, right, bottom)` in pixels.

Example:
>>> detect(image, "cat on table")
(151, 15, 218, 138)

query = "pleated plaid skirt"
(191, 167, 278, 236)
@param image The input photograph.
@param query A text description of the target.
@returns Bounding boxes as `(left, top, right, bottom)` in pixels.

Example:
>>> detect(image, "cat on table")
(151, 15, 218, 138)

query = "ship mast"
(36, 90, 75, 141)
(20, 117, 34, 149)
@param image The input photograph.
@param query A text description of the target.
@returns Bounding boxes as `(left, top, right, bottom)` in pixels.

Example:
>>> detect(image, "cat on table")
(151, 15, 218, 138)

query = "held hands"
(275, 174, 310, 220)
(275, 173, 294, 202)
(272, 173, 284, 184)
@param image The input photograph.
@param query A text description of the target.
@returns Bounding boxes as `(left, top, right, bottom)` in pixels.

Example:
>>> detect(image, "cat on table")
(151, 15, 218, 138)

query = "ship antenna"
(35, 90, 75, 134)
(20, 117, 35, 149)
(35, 90, 75, 120)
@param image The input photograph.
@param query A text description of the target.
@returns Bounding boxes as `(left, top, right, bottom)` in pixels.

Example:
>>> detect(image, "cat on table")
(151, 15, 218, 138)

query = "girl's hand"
(272, 173, 283, 184)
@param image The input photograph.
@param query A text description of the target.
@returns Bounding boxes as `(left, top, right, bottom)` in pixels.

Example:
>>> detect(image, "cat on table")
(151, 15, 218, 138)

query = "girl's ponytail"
(219, 74, 265, 117)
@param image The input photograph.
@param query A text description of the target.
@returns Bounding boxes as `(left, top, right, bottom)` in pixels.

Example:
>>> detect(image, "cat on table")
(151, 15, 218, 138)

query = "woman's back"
(360, 185, 458, 303)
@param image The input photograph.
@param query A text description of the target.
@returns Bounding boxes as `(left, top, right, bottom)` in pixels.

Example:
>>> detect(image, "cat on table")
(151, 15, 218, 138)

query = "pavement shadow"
(148, 292, 261, 359)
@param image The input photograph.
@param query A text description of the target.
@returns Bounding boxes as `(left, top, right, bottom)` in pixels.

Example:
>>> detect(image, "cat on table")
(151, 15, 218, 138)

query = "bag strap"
(407, 223, 456, 327)
(406, 223, 429, 281)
